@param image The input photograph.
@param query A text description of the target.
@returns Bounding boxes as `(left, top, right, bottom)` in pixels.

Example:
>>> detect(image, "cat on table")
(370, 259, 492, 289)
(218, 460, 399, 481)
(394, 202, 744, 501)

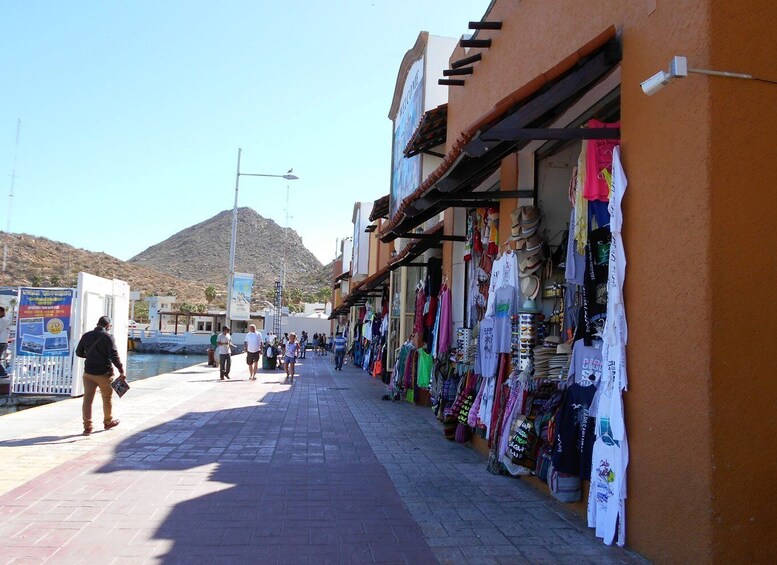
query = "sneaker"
(83, 427, 92, 436)
(104, 419, 120, 430)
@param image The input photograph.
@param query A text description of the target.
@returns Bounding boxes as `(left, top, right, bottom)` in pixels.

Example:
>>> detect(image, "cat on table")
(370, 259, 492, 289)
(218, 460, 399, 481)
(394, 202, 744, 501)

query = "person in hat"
(75, 316, 125, 435)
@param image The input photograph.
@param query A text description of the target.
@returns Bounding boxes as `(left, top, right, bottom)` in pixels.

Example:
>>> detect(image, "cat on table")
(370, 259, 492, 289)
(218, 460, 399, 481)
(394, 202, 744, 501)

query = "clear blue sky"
(1, 0, 491, 266)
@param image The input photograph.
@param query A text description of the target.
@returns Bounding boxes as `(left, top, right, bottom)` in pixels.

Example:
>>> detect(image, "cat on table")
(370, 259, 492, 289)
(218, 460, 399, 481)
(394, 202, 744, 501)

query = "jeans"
(219, 354, 231, 377)
(334, 351, 344, 369)
(82, 372, 113, 428)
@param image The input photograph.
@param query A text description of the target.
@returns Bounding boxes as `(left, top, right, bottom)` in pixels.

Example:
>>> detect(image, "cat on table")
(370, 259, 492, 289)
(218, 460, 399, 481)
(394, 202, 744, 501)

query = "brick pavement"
(0, 353, 648, 564)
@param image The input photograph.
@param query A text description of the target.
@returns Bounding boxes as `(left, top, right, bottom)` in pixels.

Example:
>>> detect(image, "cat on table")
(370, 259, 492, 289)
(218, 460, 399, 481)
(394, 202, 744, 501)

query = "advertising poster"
(390, 55, 424, 219)
(15, 288, 74, 357)
(230, 273, 254, 321)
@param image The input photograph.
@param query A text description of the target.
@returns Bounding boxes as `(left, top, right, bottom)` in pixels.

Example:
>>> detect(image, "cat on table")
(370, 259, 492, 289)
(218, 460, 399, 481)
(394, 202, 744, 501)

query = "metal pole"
(2, 119, 21, 273)
(226, 148, 241, 328)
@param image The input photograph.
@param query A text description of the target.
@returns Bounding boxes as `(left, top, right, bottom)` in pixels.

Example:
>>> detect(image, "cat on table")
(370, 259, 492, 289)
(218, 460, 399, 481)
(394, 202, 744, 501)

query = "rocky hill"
(0, 208, 332, 309)
(0, 233, 207, 303)
(129, 207, 331, 297)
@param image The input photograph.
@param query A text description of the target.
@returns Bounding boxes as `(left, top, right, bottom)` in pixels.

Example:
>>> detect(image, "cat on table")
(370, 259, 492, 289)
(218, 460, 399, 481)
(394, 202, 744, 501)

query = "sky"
(1, 0, 491, 266)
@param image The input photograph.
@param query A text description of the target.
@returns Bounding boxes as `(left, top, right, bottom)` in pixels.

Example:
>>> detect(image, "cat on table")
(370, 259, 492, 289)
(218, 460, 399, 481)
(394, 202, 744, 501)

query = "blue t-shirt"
(334, 336, 347, 352)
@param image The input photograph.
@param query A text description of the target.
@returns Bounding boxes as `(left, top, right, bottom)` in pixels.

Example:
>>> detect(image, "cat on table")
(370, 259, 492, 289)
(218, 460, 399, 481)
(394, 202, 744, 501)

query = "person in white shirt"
(216, 327, 234, 380)
(284, 333, 300, 382)
(243, 324, 263, 381)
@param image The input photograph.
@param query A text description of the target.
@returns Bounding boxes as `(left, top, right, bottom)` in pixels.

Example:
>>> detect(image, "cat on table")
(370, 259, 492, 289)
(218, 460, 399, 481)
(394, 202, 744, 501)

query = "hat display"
(520, 275, 540, 300)
(519, 255, 543, 276)
(511, 206, 542, 242)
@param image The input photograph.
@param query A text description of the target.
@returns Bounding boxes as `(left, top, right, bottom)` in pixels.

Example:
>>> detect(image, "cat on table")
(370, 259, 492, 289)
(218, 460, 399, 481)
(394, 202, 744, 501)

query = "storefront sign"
(15, 288, 74, 357)
(390, 55, 424, 219)
(229, 273, 254, 321)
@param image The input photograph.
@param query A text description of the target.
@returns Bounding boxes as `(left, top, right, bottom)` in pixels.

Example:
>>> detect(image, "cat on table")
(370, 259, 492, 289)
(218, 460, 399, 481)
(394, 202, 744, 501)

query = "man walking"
(333, 332, 347, 371)
(244, 324, 263, 380)
(75, 316, 125, 435)
(217, 326, 233, 380)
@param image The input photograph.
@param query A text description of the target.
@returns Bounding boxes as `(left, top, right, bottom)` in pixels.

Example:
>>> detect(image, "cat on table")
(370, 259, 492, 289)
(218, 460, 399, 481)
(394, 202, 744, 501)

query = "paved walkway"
(0, 353, 647, 564)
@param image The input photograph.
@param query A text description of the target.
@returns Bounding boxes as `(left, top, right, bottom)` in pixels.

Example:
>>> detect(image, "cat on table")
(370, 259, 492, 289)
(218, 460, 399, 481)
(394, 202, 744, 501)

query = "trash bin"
(207, 348, 216, 367)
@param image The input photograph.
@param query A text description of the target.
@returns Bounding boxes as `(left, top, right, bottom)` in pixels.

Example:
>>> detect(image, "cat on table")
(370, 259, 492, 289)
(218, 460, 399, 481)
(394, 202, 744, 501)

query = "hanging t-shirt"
(413, 288, 426, 334)
(582, 228, 610, 338)
(565, 209, 586, 286)
(493, 285, 520, 354)
(474, 317, 498, 379)
(416, 347, 433, 388)
(587, 420, 629, 547)
(568, 339, 604, 385)
(437, 286, 452, 357)
(486, 251, 518, 316)
(584, 119, 620, 202)
(551, 382, 596, 479)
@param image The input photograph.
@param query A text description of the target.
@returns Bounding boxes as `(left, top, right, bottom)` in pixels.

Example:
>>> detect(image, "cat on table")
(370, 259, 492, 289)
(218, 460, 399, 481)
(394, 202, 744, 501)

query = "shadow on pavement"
(0, 434, 84, 446)
(93, 386, 434, 564)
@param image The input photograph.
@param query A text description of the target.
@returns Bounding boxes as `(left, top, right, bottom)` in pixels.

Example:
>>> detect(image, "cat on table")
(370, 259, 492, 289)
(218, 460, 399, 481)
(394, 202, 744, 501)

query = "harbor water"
(125, 352, 205, 382)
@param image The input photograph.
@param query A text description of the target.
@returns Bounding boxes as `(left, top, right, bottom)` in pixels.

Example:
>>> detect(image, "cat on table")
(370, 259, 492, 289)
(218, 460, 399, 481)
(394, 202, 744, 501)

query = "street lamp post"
(226, 147, 298, 330)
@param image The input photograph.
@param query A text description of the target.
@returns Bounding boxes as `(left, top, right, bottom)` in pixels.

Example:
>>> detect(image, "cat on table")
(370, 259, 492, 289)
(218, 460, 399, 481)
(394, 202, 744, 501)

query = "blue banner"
(16, 288, 74, 357)
(230, 273, 254, 321)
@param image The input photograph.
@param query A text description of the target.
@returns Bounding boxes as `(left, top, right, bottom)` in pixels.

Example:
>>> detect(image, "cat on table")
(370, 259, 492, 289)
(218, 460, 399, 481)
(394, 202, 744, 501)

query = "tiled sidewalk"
(0, 354, 647, 564)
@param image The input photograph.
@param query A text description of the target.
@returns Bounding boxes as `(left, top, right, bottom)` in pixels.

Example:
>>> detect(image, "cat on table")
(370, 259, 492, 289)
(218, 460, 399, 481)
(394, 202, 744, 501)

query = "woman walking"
(285, 333, 301, 382)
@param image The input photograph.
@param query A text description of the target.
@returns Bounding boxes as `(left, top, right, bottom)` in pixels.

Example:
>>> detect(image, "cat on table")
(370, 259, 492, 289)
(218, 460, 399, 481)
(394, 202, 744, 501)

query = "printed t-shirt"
(584, 119, 621, 202)
(474, 317, 498, 379)
(569, 339, 604, 385)
(244, 332, 262, 353)
(552, 382, 596, 479)
(493, 285, 519, 354)
(285, 342, 300, 358)
(587, 420, 628, 547)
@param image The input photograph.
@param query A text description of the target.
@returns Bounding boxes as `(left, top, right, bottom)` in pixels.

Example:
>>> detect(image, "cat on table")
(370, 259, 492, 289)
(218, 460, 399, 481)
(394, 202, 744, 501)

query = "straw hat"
(520, 275, 540, 300)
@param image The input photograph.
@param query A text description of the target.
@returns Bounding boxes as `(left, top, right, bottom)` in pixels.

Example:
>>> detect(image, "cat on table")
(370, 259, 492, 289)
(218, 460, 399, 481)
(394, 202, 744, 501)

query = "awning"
(404, 103, 448, 158)
(388, 221, 444, 271)
(379, 26, 620, 242)
(369, 194, 390, 222)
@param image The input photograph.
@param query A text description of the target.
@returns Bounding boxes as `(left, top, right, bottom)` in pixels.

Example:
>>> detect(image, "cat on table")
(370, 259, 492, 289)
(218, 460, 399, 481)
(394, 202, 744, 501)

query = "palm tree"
(204, 285, 217, 305)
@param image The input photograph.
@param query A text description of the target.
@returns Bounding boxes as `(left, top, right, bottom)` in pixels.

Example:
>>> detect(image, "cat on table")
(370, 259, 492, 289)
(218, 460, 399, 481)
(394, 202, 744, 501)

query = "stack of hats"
(511, 206, 544, 307)
(532, 336, 570, 380)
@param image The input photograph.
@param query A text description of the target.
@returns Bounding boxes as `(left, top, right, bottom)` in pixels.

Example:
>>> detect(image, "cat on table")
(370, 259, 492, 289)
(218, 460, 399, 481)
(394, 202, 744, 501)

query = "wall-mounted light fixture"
(640, 56, 771, 95)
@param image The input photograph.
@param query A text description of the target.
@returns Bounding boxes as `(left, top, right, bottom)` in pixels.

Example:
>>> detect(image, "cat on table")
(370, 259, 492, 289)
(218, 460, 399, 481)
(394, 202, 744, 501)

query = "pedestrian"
(244, 324, 263, 380)
(0, 306, 9, 377)
(74, 316, 124, 435)
(277, 338, 286, 371)
(285, 332, 300, 382)
(216, 326, 234, 380)
(318, 334, 326, 356)
(299, 331, 307, 359)
(333, 332, 347, 370)
(209, 330, 218, 367)
(327, 333, 334, 354)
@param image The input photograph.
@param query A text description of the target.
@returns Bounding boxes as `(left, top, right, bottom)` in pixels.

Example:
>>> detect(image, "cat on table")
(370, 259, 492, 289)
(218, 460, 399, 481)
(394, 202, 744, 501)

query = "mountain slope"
(128, 207, 331, 294)
(0, 233, 208, 303)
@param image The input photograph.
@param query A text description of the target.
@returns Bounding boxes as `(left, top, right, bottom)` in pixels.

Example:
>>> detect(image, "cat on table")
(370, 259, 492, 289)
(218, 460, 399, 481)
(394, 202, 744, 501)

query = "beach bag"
(547, 461, 582, 503)
(454, 422, 471, 444)
(535, 444, 553, 482)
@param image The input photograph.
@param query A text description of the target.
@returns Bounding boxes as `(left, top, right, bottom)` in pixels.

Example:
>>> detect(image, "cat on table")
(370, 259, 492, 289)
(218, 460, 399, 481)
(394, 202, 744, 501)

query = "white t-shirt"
(216, 333, 232, 356)
(244, 332, 262, 353)
(285, 342, 300, 358)
(0, 316, 9, 343)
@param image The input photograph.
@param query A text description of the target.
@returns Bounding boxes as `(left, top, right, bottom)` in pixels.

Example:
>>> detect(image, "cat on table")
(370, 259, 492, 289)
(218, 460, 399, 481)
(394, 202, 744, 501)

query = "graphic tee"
(475, 317, 498, 379)
(552, 382, 596, 479)
(568, 339, 604, 385)
(493, 285, 519, 354)
(285, 342, 300, 359)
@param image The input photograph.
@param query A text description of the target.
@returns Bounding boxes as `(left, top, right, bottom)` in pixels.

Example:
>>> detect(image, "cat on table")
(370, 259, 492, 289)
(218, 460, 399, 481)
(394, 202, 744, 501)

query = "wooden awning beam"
(469, 21, 502, 30)
(451, 53, 482, 69)
(443, 67, 474, 76)
(479, 127, 620, 142)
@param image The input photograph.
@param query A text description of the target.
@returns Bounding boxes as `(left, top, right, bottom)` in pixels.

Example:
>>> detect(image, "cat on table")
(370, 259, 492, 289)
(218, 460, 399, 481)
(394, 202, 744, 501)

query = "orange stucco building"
(436, 1, 777, 562)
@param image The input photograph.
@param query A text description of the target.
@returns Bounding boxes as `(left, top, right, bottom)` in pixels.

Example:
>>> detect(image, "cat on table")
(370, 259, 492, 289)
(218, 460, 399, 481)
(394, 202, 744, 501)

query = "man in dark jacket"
(75, 316, 125, 435)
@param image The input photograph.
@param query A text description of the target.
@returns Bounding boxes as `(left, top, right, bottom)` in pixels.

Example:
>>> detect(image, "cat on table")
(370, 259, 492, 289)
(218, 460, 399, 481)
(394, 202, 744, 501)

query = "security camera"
(640, 70, 672, 96)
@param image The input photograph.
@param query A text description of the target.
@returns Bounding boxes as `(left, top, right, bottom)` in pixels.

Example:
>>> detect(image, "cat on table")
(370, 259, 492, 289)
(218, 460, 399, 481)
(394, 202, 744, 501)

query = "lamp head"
(283, 174, 299, 181)
(640, 70, 672, 96)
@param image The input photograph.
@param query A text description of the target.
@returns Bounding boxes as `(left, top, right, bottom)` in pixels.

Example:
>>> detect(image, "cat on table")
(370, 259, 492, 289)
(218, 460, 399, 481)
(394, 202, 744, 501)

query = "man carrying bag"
(75, 316, 126, 436)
